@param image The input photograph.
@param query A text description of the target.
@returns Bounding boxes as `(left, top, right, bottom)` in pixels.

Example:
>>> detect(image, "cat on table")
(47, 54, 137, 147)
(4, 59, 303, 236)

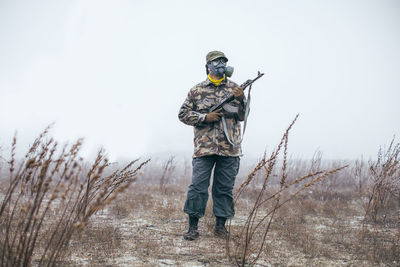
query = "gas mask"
(207, 58, 234, 78)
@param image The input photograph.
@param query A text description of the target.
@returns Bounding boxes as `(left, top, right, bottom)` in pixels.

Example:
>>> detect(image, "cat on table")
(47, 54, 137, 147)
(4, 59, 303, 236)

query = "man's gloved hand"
(205, 108, 223, 123)
(232, 86, 244, 101)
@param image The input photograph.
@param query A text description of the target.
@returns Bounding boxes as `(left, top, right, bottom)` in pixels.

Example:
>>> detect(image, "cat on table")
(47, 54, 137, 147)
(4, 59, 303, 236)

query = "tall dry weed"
(0, 126, 149, 267)
(364, 137, 400, 224)
(226, 115, 348, 267)
(159, 156, 176, 194)
(352, 156, 367, 194)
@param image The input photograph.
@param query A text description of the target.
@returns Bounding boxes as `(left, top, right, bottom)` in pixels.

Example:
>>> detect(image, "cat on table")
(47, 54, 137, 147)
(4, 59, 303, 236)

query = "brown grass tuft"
(0, 126, 149, 267)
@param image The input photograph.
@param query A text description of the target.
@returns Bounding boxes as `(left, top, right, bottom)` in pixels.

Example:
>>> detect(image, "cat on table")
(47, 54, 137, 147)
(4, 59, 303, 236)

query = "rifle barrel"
(241, 72, 264, 90)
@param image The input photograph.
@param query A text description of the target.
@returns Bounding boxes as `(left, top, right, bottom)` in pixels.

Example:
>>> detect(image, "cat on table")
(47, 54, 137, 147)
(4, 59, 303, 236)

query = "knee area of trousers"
(188, 187, 208, 196)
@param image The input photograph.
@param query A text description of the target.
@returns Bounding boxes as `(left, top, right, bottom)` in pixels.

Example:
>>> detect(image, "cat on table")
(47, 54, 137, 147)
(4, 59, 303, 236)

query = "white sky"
(0, 0, 399, 161)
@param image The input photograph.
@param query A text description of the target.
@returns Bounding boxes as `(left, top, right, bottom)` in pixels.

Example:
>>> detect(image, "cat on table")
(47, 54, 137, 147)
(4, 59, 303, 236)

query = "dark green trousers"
(184, 155, 240, 219)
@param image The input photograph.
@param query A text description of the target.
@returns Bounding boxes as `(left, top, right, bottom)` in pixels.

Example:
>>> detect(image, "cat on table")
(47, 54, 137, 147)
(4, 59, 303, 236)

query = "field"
(61, 161, 399, 267)
(61, 182, 398, 266)
(0, 128, 399, 267)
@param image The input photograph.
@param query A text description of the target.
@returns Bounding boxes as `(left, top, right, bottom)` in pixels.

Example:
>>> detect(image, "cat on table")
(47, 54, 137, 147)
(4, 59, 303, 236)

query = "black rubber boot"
(183, 216, 199, 241)
(215, 216, 229, 238)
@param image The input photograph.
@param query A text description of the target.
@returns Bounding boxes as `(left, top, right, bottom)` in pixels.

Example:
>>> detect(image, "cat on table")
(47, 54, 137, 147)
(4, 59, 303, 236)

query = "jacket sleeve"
(178, 89, 207, 126)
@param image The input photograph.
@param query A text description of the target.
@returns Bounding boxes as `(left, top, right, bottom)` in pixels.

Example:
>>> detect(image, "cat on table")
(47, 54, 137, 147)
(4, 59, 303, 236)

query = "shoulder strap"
(221, 84, 252, 147)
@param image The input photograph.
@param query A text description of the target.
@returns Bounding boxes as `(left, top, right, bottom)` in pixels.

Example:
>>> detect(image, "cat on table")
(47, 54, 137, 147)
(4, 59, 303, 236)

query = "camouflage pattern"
(206, 51, 228, 63)
(178, 78, 246, 158)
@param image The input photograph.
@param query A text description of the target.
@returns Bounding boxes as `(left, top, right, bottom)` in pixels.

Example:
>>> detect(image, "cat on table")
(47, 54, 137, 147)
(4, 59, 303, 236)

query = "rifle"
(209, 71, 264, 113)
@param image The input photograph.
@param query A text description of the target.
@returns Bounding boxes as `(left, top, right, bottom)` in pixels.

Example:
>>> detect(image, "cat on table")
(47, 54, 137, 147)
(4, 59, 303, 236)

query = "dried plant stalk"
(364, 137, 400, 223)
(226, 115, 348, 267)
(0, 127, 150, 267)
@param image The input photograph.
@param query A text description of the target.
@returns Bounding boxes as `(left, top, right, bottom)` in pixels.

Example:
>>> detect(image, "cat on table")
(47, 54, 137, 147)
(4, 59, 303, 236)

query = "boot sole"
(214, 231, 229, 238)
(183, 235, 199, 241)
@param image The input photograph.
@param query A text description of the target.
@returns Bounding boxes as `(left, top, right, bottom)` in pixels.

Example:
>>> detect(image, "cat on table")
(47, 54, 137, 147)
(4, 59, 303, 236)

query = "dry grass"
(56, 179, 398, 266)
(56, 139, 398, 266)
(226, 115, 348, 266)
(0, 127, 149, 267)
(0, 126, 399, 266)
(364, 137, 400, 224)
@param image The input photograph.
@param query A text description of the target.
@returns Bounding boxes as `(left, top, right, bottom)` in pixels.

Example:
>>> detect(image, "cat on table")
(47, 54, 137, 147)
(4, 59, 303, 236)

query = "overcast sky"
(0, 0, 399, 162)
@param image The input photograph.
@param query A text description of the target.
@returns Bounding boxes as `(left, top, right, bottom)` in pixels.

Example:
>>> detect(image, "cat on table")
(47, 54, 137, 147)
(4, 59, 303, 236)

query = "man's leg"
(183, 156, 216, 240)
(212, 156, 240, 237)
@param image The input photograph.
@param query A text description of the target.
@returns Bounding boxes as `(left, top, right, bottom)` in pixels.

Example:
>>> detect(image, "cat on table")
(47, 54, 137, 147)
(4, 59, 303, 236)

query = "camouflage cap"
(206, 51, 228, 63)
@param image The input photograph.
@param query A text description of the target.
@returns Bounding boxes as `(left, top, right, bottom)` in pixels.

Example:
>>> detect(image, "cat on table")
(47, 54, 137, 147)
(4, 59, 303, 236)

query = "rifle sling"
(221, 83, 252, 147)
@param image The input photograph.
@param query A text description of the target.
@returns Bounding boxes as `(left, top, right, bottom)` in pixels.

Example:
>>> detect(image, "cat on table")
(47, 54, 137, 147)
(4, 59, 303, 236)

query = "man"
(178, 51, 247, 241)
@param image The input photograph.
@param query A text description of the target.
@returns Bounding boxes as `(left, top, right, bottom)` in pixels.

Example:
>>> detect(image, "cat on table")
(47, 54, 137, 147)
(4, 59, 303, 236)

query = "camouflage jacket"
(178, 78, 247, 158)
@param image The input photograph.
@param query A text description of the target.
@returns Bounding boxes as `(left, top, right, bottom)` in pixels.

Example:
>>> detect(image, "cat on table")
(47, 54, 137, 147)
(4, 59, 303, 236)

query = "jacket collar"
(203, 76, 228, 86)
